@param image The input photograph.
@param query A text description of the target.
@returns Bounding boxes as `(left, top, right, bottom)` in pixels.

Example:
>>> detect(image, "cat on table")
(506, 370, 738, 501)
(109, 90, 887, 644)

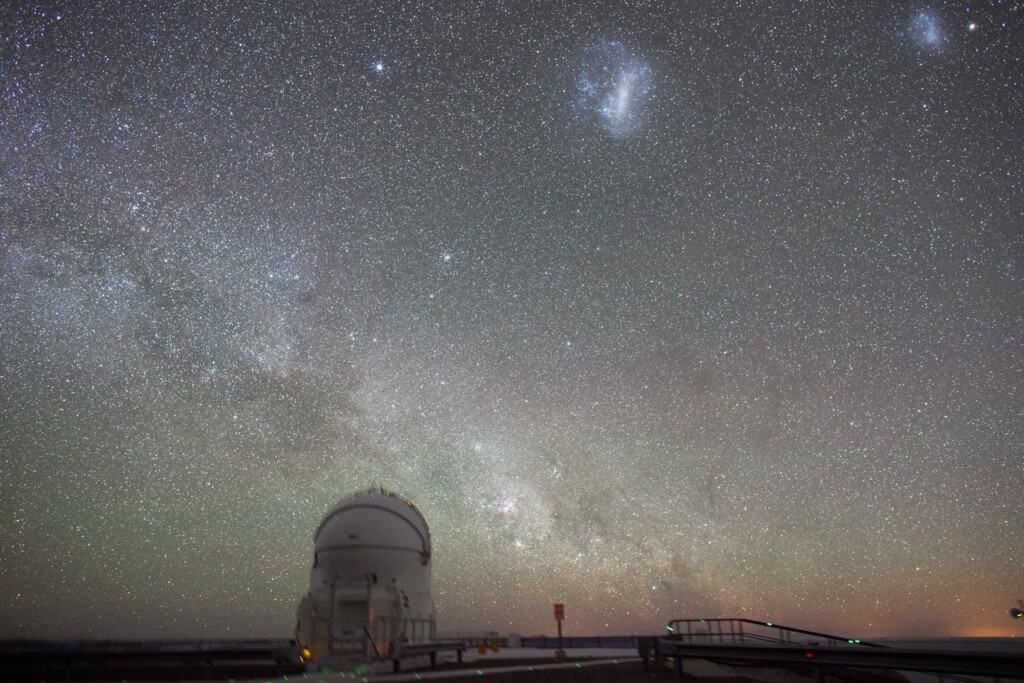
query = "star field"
(1, 1, 1022, 639)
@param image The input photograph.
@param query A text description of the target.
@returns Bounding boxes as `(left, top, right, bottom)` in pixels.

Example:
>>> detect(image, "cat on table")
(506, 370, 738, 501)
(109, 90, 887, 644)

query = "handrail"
(363, 627, 383, 661)
(666, 618, 886, 648)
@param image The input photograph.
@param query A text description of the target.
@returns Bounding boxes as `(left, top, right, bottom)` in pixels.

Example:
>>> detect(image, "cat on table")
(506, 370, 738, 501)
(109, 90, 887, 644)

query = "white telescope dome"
(314, 489, 431, 578)
(296, 487, 436, 662)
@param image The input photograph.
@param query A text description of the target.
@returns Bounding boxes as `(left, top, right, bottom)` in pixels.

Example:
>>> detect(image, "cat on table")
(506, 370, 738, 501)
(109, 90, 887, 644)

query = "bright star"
(967, 22, 977, 32)
(373, 61, 384, 74)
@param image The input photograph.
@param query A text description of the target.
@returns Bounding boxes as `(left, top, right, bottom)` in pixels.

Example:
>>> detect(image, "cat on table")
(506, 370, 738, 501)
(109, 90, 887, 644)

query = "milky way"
(1, 2, 1022, 640)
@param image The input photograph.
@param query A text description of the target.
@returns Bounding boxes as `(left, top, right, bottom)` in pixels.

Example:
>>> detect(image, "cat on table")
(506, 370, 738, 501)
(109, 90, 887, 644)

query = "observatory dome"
(310, 487, 431, 586)
(296, 487, 436, 662)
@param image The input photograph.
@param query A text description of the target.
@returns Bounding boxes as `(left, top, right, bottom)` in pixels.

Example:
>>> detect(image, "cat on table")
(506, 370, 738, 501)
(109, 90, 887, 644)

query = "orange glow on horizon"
(959, 624, 1022, 638)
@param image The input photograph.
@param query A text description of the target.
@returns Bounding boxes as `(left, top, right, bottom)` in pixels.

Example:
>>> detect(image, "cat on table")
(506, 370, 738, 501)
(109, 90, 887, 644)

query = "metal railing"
(0, 639, 305, 681)
(647, 618, 1023, 682)
(665, 617, 884, 648)
(520, 635, 639, 648)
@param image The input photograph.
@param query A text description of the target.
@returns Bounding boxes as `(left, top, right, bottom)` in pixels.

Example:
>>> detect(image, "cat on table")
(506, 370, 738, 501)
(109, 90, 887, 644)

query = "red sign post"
(553, 603, 566, 660)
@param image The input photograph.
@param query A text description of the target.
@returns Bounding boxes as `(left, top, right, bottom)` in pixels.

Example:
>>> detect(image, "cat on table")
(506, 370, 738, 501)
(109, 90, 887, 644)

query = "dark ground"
(370, 658, 912, 682)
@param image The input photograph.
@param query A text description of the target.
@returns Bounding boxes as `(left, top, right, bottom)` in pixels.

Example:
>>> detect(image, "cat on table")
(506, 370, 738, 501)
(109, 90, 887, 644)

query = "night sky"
(2, 1, 1022, 640)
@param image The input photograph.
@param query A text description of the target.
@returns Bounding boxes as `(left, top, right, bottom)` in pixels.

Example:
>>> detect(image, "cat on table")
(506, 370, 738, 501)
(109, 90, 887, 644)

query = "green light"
(766, 622, 773, 627)
(476, 669, 484, 676)
(613, 660, 619, 664)
(575, 663, 582, 668)
(666, 625, 675, 632)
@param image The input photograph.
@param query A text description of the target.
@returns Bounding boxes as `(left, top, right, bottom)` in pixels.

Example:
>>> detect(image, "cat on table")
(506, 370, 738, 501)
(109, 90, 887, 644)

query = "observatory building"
(295, 488, 436, 663)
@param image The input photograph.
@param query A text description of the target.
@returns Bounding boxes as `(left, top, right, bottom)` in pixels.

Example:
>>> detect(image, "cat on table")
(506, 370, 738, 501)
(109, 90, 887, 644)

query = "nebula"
(909, 11, 944, 48)
(575, 41, 653, 138)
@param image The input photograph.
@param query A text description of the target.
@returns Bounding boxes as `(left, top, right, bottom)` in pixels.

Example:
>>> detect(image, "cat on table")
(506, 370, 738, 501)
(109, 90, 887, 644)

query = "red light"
(804, 651, 815, 659)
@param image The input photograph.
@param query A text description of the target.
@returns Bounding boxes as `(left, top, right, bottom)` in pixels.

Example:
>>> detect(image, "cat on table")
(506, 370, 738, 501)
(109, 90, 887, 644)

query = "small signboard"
(553, 603, 565, 621)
